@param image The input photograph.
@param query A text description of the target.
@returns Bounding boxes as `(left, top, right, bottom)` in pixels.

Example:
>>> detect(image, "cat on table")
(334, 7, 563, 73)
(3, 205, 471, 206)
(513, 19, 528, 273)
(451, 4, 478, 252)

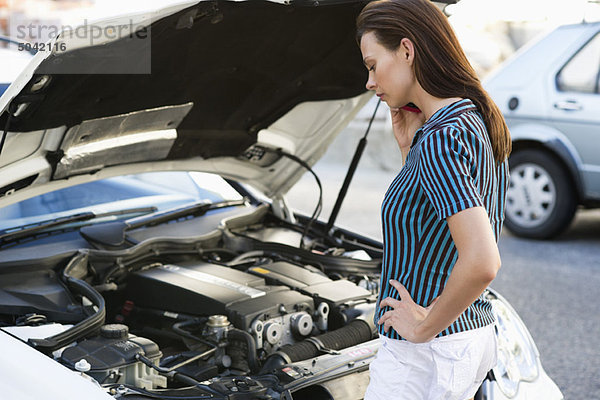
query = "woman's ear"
(398, 38, 415, 65)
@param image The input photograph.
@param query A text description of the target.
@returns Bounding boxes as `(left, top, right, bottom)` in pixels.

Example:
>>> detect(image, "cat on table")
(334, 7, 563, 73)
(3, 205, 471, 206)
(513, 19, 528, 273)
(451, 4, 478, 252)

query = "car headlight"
(488, 292, 539, 398)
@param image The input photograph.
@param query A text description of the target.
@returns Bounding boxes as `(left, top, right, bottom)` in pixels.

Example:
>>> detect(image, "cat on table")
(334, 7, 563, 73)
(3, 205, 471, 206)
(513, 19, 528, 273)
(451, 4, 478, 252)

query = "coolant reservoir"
(60, 324, 166, 389)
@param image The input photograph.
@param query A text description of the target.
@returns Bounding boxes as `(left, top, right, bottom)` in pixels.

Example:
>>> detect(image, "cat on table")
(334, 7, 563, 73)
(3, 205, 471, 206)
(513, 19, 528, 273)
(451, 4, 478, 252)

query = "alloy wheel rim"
(506, 163, 557, 228)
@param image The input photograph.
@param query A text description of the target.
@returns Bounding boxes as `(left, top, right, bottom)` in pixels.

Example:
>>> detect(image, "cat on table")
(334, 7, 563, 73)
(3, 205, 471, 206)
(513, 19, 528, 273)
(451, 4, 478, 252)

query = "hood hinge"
(271, 195, 296, 224)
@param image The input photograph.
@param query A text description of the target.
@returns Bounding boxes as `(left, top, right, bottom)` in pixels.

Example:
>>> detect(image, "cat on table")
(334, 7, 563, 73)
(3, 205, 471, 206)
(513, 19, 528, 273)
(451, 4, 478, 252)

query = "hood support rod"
(325, 98, 381, 234)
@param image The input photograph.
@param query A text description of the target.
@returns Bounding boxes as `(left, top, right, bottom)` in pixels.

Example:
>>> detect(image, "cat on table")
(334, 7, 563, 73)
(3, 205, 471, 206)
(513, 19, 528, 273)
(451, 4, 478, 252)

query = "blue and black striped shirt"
(377, 98, 509, 340)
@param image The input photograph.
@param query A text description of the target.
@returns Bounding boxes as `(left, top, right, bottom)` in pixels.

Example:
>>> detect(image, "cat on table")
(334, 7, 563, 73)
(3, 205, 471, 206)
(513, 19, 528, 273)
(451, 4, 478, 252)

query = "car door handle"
(553, 100, 582, 111)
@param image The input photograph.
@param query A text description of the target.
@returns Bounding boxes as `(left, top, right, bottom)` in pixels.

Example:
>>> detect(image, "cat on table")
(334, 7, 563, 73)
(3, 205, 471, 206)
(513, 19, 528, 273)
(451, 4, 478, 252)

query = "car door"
(547, 29, 600, 199)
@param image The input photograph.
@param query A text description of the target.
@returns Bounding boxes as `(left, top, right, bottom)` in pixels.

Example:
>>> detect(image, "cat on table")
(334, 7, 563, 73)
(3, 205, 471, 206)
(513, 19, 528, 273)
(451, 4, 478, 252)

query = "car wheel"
(504, 149, 577, 239)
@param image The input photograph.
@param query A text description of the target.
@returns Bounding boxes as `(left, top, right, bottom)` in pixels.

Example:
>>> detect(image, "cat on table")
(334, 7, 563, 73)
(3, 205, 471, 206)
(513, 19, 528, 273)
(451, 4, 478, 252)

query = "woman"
(356, 1, 511, 399)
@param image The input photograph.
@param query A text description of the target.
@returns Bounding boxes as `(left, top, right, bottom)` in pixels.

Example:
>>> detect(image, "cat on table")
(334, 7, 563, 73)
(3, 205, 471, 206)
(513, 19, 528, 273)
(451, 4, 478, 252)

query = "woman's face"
(360, 31, 416, 108)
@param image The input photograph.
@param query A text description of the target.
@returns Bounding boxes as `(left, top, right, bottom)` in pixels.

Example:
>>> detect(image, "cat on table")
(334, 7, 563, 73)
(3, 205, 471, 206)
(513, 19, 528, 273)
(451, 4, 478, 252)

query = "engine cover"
(247, 261, 373, 306)
(126, 263, 314, 330)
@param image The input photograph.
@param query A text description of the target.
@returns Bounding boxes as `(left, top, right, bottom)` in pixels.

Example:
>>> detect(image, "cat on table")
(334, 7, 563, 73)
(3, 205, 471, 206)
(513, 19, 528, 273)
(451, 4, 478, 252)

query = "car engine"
(0, 205, 382, 397)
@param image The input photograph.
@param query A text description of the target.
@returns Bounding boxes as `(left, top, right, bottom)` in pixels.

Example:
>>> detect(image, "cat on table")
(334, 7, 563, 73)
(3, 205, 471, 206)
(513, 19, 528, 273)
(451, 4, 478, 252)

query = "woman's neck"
(412, 90, 463, 121)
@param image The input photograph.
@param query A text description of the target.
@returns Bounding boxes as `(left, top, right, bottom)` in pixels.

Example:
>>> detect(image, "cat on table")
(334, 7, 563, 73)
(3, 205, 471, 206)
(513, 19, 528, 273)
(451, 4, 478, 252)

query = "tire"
(504, 149, 577, 239)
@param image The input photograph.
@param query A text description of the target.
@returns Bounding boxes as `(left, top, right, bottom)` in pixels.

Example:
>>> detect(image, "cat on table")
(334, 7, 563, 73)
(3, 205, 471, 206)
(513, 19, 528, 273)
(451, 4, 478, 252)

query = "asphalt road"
(287, 162, 600, 400)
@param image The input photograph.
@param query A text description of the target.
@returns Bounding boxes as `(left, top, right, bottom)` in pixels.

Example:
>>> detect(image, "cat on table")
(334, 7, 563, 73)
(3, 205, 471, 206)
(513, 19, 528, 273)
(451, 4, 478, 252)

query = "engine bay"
(0, 204, 383, 398)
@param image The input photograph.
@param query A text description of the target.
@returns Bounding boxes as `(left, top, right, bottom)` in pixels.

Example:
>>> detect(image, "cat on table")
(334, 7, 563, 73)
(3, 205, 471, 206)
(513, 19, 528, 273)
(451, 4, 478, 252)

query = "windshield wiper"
(0, 212, 96, 245)
(80, 199, 246, 247)
(0, 207, 156, 247)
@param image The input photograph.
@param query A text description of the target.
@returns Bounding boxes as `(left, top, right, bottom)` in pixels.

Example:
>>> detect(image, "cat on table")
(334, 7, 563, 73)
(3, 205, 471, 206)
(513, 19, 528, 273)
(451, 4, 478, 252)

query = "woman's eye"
(369, 65, 375, 72)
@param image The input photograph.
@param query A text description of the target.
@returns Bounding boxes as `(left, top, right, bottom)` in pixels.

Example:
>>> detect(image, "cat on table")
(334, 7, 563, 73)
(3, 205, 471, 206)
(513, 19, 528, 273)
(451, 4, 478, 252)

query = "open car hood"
(0, 0, 373, 208)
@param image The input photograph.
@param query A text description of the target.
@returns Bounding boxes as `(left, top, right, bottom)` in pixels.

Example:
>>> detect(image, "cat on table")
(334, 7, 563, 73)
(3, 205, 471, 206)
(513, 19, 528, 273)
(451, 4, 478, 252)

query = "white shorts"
(364, 324, 497, 400)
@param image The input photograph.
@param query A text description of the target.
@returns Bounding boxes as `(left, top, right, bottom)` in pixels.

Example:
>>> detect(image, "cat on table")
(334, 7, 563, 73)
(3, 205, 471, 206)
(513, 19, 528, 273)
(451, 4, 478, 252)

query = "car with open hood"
(0, 1, 563, 399)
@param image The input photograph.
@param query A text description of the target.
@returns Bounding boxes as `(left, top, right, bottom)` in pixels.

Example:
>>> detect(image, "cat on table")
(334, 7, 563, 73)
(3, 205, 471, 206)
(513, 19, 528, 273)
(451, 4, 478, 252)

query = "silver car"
(485, 22, 600, 239)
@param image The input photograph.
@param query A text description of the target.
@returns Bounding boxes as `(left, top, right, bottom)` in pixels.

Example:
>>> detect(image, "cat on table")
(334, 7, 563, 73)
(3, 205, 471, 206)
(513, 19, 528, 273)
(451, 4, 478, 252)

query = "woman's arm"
(378, 206, 501, 342)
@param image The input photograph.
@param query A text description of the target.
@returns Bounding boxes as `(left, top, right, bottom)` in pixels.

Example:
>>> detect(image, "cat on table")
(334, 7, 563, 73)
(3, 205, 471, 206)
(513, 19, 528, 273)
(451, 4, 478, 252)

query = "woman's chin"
(383, 98, 402, 108)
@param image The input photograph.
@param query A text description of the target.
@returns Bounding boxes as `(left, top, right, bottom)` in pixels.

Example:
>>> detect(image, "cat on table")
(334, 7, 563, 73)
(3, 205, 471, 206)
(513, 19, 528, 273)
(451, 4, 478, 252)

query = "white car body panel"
(483, 367, 563, 400)
(0, 330, 112, 400)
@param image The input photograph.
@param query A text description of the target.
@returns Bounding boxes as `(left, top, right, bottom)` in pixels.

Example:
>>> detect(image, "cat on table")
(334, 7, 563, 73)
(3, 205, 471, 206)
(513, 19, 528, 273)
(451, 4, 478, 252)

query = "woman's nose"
(365, 78, 376, 91)
(365, 74, 376, 91)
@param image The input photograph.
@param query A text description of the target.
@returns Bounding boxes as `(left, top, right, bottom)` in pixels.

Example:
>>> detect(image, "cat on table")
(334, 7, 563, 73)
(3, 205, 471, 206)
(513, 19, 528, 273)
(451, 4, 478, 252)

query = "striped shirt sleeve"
(418, 127, 483, 220)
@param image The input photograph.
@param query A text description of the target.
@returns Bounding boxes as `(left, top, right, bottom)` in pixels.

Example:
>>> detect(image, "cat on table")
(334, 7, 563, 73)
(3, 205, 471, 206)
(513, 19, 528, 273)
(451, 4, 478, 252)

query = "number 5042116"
(18, 42, 67, 53)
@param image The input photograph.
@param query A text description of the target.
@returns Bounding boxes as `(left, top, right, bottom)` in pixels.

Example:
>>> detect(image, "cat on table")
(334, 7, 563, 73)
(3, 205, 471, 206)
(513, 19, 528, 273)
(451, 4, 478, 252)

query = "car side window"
(556, 32, 600, 94)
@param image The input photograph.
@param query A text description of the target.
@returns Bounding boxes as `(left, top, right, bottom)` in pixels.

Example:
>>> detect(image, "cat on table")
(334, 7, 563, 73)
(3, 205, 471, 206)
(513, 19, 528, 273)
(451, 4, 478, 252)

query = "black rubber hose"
(172, 319, 215, 349)
(260, 319, 372, 373)
(28, 276, 106, 353)
(135, 354, 224, 398)
(228, 328, 260, 372)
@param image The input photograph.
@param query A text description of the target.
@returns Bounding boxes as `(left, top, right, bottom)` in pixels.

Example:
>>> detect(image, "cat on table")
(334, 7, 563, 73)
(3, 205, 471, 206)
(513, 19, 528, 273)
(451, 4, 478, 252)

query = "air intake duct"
(260, 319, 373, 373)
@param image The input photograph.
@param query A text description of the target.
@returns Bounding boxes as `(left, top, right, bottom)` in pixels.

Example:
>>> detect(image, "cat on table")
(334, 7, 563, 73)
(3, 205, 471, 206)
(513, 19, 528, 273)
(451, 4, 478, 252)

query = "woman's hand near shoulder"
(390, 107, 425, 164)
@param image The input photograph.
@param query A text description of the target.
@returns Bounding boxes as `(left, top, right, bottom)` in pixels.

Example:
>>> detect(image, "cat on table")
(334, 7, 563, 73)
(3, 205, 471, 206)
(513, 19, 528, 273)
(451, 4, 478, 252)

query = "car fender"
(0, 330, 113, 400)
(509, 123, 585, 199)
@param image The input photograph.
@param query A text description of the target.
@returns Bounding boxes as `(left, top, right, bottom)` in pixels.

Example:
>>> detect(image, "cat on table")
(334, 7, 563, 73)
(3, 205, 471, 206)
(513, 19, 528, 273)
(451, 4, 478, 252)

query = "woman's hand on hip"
(378, 279, 439, 343)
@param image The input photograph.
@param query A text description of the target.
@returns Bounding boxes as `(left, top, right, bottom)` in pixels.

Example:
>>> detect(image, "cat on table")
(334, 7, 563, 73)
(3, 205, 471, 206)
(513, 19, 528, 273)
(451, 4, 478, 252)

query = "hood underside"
(0, 0, 371, 205)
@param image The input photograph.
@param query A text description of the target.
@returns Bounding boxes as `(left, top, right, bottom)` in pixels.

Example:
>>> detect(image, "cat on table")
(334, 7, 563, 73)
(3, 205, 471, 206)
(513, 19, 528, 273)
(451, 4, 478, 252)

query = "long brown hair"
(356, 0, 511, 163)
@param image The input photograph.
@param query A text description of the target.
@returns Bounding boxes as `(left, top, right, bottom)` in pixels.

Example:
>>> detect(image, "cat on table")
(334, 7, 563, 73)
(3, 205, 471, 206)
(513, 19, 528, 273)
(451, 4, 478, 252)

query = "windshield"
(0, 171, 243, 231)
